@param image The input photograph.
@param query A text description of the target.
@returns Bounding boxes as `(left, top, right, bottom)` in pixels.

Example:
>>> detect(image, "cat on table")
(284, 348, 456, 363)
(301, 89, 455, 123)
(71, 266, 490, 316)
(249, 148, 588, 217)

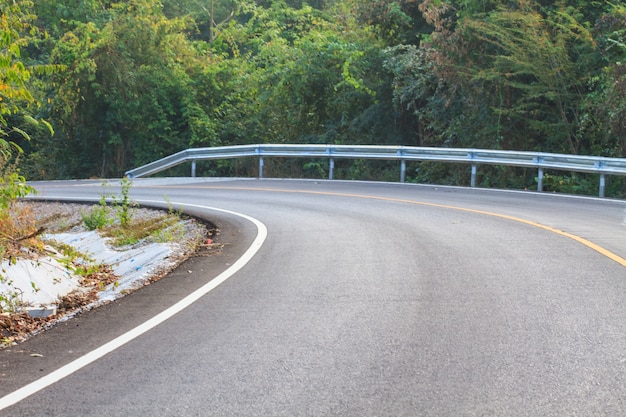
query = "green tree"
(46, 0, 215, 177)
(401, 0, 604, 154)
(383, 44, 438, 146)
(347, 0, 431, 45)
(458, 3, 597, 153)
(0, 0, 61, 261)
(162, 0, 239, 42)
(0, 0, 56, 157)
(33, 0, 114, 38)
(587, 3, 626, 157)
(210, 1, 401, 147)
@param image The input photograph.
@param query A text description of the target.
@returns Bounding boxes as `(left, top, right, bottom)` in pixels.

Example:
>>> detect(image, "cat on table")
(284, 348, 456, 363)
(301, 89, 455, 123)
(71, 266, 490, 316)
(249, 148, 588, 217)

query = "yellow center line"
(146, 184, 626, 268)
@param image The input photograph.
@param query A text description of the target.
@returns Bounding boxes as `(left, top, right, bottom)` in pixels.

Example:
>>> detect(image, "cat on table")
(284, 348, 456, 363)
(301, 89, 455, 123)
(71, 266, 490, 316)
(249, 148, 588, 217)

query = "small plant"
(46, 239, 94, 268)
(81, 188, 112, 230)
(151, 219, 186, 243)
(112, 177, 135, 228)
(164, 194, 183, 218)
(0, 274, 22, 313)
(74, 263, 106, 278)
(81, 205, 111, 230)
(83, 178, 136, 231)
(0, 171, 35, 211)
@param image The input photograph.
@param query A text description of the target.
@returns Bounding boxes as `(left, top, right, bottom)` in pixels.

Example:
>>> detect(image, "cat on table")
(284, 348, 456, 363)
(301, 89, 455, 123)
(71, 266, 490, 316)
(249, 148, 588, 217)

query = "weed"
(104, 214, 180, 247)
(112, 177, 135, 228)
(45, 239, 94, 271)
(0, 275, 22, 313)
(164, 194, 184, 218)
(81, 204, 111, 230)
(151, 219, 187, 243)
(83, 178, 136, 231)
(81, 191, 112, 231)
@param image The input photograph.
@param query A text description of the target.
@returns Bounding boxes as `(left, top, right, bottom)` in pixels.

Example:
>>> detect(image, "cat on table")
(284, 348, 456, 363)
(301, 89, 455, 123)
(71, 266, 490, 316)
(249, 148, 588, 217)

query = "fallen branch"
(12, 226, 45, 243)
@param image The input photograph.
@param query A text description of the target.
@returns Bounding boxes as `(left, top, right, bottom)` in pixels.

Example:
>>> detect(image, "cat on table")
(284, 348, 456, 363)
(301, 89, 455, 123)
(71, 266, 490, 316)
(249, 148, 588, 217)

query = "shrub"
(81, 205, 111, 230)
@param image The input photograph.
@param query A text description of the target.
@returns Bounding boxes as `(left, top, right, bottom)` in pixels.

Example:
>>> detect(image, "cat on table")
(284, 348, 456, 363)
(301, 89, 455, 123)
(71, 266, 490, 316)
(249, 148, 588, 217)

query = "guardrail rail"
(125, 144, 626, 197)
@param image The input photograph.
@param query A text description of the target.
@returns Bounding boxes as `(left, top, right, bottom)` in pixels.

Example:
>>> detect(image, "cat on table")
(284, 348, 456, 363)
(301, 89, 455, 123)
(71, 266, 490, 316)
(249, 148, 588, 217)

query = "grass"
(102, 213, 185, 247)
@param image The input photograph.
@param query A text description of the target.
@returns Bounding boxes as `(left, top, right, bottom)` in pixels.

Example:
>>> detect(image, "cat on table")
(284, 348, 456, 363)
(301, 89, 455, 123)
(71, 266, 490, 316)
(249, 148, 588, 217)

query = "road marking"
(0, 202, 267, 411)
(164, 184, 626, 268)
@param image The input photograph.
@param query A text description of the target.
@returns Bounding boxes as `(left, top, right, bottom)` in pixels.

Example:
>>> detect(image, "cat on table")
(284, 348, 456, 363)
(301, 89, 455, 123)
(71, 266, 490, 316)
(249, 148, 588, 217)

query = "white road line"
(0, 202, 267, 411)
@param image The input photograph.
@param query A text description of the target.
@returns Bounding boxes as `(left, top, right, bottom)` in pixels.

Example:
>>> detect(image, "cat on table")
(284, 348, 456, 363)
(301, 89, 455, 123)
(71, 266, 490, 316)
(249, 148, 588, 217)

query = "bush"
(81, 205, 111, 230)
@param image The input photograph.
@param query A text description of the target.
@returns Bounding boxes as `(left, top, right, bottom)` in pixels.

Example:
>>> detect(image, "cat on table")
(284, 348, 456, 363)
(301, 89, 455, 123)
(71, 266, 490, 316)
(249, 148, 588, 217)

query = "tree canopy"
(3, 0, 625, 194)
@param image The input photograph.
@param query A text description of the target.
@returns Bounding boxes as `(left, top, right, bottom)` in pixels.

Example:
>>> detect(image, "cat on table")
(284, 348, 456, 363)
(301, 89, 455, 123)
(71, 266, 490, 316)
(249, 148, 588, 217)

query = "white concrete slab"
(1, 231, 176, 312)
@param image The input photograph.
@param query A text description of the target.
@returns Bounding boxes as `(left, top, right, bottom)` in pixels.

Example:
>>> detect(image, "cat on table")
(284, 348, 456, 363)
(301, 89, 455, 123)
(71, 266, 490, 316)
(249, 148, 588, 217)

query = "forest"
(2, 0, 626, 195)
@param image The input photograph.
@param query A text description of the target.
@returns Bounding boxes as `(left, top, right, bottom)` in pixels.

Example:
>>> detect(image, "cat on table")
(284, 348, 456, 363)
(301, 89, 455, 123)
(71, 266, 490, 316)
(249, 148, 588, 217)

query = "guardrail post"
(594, 160, 607, 197)
(537, 168, 543, 192)
(329, 158, 334, 180)
(191, 161, 196, 178)
(400, 160, 406, 183)
(599, 174, 606, 198)
(471, 164, 477, 188)
(259, 157, 264, 179)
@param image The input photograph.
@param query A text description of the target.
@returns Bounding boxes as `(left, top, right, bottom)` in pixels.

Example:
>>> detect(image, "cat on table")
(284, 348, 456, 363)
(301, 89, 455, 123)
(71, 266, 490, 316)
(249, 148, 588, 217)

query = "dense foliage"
(5, 0, 626, 194)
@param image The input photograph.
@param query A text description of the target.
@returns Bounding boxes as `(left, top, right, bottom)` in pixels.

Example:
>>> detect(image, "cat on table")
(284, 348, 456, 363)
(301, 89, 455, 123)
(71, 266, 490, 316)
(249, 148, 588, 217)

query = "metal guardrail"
(125, 144, 626, 197)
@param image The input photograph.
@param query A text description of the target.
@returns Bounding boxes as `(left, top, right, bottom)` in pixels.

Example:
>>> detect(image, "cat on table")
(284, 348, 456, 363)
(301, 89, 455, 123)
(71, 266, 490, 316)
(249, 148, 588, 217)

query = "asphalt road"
(1, 178, 625, 416)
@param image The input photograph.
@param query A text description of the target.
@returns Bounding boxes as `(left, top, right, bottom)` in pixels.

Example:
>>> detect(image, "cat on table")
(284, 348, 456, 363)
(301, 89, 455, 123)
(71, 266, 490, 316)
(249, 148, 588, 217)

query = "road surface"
(0, 178, 624, 416)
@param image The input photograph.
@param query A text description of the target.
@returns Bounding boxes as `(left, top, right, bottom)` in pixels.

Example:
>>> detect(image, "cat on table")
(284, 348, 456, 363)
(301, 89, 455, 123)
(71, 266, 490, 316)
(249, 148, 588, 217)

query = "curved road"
(0, 179, 625, 416)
